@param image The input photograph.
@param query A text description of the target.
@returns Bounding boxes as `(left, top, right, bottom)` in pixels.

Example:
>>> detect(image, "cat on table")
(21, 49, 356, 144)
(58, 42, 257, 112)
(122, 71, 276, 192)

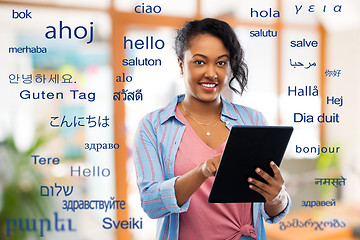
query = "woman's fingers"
(270, 161, 284, 183)
(201, 155, 221, 178)
(255, 167, 274, 185)
(201, 163, 213, 178)
(248, 182, 270, 199)
(214, 156, 221, 172)
(248, 161, 285, 202)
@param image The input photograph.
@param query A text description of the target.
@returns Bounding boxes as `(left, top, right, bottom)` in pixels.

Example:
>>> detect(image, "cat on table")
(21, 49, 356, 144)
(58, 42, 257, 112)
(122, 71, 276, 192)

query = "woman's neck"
(181, 95, 222, 117)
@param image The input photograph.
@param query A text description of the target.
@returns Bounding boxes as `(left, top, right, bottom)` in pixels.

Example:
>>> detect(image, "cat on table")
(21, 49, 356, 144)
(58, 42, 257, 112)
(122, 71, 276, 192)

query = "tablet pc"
(208, 126, 293, 203)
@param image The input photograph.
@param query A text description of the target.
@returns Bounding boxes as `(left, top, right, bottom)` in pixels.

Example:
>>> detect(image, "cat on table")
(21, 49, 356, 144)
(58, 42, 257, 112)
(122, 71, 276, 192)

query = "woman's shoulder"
(138, 101, 176, 130)
(231, 102, 262, 115)
(221, 96, 261, 114)
(224, 100, 267, 126)
(140, 95, 181, 126)
(139, 107, 163, 127)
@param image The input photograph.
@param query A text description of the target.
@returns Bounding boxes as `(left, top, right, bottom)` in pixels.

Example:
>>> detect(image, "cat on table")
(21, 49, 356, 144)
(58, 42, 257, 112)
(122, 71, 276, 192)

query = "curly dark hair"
(175, 18, 248, 94)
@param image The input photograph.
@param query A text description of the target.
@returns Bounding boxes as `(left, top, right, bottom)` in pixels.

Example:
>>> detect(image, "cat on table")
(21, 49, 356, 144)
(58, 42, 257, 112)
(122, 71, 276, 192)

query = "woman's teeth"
(200, 83, 216, 88)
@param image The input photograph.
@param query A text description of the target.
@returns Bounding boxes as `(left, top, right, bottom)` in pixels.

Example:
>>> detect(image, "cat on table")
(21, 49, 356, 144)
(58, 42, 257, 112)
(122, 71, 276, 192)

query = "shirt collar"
(159, 94, 237, 124)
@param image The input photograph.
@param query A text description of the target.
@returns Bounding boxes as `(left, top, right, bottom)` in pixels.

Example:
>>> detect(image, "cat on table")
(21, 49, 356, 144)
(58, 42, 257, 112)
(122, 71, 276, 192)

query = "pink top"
(175, 107, 257, 240)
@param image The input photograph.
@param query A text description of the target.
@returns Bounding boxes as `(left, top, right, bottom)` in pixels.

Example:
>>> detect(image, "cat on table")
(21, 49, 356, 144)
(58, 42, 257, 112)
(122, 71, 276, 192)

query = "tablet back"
(208, 126, 293, 203)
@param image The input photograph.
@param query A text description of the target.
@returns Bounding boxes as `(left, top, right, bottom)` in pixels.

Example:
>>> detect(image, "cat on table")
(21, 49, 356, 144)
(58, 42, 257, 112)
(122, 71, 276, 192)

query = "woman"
(134, 18, 290, 240)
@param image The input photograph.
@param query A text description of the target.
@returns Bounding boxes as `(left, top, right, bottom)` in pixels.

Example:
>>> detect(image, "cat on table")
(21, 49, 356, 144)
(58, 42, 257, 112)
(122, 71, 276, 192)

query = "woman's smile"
(198, 81, 219, 92)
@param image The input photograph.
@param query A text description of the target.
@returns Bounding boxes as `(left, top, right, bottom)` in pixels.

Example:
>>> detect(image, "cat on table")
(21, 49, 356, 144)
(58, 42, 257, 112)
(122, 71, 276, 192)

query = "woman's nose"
(204, 65, 217, 80)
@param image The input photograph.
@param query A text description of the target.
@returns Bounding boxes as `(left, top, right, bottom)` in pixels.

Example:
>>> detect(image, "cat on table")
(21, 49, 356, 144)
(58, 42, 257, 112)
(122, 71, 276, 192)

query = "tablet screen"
(208, 126, 293, 203)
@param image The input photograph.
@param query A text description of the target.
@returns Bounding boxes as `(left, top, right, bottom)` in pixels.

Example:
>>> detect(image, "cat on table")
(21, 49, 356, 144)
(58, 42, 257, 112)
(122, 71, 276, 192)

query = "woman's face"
(179, 34, 230, 103)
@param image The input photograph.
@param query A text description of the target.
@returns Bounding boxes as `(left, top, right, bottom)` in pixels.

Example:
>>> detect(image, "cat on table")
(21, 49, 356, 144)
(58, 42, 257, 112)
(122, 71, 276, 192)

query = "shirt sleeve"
(257, 110, 268, 126)
(260, 191, 291, 224)
(133, 115, 190, 219)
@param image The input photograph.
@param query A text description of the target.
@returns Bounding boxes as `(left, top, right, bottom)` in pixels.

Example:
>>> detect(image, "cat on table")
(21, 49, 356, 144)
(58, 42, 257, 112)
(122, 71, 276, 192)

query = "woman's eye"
(217, 61, 227, 66)
(194, 60, 205, 65)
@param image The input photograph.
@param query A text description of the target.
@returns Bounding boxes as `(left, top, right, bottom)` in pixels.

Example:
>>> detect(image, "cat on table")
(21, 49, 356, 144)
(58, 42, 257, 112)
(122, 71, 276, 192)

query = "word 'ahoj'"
(45, 21, 94, 44)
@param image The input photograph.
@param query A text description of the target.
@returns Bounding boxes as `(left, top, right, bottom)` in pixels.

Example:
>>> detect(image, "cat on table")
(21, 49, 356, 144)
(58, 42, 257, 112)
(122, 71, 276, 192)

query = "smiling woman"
(133, 18, 290, 240)
(176, 33, 231, 161)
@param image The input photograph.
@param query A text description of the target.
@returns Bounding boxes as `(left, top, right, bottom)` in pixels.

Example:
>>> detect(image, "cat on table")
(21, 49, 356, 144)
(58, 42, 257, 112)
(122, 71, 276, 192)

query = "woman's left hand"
(247, 161, 288, 217)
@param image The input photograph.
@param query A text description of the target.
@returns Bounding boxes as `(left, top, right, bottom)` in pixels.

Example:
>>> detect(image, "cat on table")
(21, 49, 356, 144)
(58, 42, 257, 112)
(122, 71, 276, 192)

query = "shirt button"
(226, 121, 229, 124)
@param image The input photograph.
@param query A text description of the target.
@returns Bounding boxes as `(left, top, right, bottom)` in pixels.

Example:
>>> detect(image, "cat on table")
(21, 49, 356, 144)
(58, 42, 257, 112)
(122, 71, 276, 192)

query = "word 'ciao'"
(134, 3, 161, 14)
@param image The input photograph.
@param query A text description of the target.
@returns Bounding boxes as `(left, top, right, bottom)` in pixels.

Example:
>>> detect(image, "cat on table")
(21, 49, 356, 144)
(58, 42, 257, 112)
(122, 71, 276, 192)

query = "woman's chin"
(195, 93, 221, 103)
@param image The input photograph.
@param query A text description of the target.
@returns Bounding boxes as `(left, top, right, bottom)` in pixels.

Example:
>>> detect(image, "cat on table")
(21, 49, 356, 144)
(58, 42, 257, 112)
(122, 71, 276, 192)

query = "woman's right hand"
(200, 155, 222, 178)
(175, 155, 222, 206)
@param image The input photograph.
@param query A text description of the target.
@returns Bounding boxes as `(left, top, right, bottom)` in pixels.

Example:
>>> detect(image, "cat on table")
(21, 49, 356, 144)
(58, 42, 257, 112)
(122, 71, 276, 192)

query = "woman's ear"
(178, 58, 184, 75)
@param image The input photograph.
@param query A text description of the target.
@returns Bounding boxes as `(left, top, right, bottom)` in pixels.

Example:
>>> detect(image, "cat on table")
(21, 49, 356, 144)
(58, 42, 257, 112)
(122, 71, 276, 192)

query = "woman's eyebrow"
(192, 54, 207, 59)
(192, 53, 229, 59)
(217, 54, 229, 60)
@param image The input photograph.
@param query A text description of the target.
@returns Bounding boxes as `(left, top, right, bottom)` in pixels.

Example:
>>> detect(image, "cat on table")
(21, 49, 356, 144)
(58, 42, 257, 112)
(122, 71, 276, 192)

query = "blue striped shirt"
(134, 94, 291, 240)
